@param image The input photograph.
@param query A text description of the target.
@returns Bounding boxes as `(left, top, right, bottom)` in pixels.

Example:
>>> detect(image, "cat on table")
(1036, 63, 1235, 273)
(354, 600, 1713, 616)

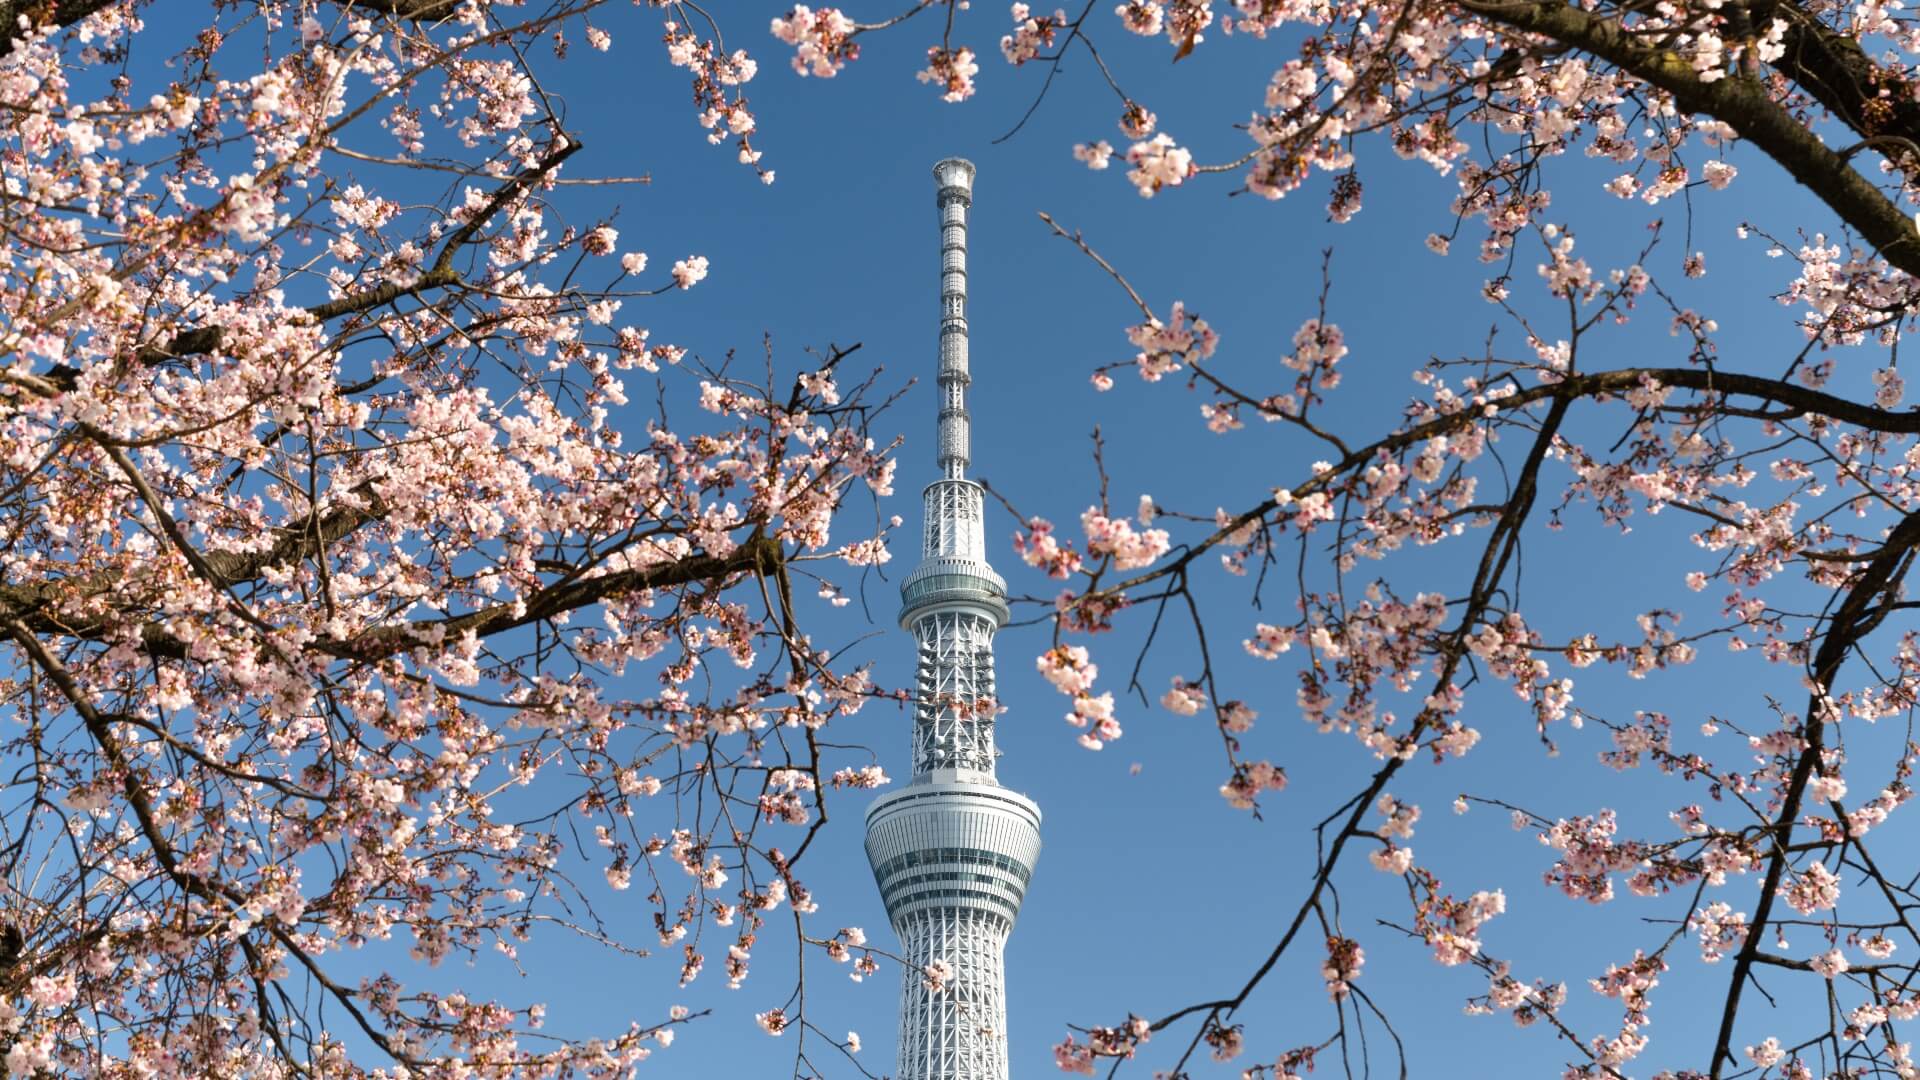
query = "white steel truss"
(895, 908, 1011, 1080)
(865, 158, 1042, 1080)
(911, 609, 998, 775)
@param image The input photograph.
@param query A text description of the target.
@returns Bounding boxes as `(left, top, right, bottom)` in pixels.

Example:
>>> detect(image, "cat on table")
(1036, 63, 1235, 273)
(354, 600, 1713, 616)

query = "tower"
(864, 160, 1043, 1080)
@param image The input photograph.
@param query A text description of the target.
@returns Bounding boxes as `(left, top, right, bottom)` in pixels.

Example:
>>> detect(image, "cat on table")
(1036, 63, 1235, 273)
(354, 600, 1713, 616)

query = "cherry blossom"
(1161, 677, 1205, 715)
(672, 255, 711, 289)
(1002, 3, 1067, 64)
(771, 6, 861, 77)
(922, 958, 956, 992)
(1748, 1037, 1786, 1068)
(1321, 936, 1365, 1000)
(1809, 948, 1850, 979)
(1074, 140, 1116, 170)
(918, 46, 981, 102)
(1123, 134, 1195, 198)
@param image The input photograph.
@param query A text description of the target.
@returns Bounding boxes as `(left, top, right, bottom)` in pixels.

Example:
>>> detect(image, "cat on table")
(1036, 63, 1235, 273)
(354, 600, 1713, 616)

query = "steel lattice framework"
(865, 159, 1042, 1080)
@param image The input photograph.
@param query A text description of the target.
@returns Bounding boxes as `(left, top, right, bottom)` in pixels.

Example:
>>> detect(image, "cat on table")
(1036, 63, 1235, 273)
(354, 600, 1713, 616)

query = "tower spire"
(935, 157, 973, 481)
(864, 160, 1043, 1080)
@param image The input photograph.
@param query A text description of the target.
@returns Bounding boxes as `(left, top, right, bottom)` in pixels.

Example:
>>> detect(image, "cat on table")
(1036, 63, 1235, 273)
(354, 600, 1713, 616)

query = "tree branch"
(1456, 0, 1920, 274)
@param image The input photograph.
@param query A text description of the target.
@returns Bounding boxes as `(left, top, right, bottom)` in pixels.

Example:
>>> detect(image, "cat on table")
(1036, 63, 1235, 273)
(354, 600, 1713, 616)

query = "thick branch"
(0, 0, 114, 47)
(1748, 0, 1920, 157)
(1457, 0, 1920, 274)
(7, 0, 463, 51)
(2, 530, 783, 666)
(331, 533, 783, 661)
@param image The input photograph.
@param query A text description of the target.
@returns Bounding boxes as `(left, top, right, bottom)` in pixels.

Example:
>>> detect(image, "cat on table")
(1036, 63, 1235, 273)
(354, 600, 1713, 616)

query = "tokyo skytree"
(863, 159, 1043, 1080)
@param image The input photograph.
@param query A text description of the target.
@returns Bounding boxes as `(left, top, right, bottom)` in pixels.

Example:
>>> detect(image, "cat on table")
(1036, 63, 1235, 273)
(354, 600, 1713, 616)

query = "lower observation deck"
(865, 775, 1043, 929)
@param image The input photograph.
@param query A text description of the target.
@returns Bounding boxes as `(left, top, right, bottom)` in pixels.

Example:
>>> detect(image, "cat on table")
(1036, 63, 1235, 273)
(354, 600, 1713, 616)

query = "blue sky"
(111, 5, 1920, 1076)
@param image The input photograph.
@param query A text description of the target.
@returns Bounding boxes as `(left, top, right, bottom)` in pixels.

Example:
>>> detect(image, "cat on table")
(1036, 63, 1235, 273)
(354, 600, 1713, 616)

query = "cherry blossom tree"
(19, 0, 1920, 1074)
(761, 0, 1920, 1076)
(0, 2, 911, 1076)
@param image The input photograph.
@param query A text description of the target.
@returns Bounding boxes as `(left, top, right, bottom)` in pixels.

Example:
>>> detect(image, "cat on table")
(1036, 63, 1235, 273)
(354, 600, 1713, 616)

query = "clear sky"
(127, 5, 1914, 1076)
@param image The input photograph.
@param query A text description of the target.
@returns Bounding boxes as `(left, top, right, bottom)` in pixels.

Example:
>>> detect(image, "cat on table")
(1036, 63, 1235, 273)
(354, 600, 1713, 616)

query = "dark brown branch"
(0, 0, 115, 47)
(1456, 0, 1920, 274)
(328, 533, 783, 661)
(1747, 0, 1920, 164)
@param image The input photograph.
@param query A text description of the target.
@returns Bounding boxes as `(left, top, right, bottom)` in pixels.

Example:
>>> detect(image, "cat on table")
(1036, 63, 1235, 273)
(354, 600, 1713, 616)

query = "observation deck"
(865, 776, 1043, 930)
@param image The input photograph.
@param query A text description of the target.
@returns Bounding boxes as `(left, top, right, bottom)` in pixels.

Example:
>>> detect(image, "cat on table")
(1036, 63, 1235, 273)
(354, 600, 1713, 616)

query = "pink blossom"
(917, 46, 979, 101)
(1161, 677, 1205, 715)
(1244, 622, 1297, 659)
(1001, 3, 1066, 64)
(26, 972, 75, 1010)
(1220, 760, 1287, 809)
(583, 225, 618, 254)
(1054, 1036, 1098, 1074)
(922, 958, 955, 992)
(1747, 1038, 1785, 1068)
(770, 6, 860, 77)
(1038, 645, 1099, 695)
(1127, 301, 1218, 380)
(1115, 0, 1164, 35)
(1069, 691, 1123, 749)
(1779, 861, 1842, 915)
(671, 255, 710, 288)
(1119, 100, 1156, 138)
(1206, 1023, 1244, 1061)
(1874, 366, 1905, 408)
(1370, 845, 1414, 874)
(1015, 517, 1085, 577)
(1081, 506, 1170, 568)
(1074, 140, 1115, 170)
(1124, 133, 1195, 198)
(1809, 948, 1849, 978)
(1322, 936, 1365, 999)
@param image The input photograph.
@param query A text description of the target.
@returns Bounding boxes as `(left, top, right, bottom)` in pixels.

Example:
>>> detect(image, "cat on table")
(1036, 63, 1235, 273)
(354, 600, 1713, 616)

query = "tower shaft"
(895, 908, 1010, 1078)
(865, 159, 1042, 1080)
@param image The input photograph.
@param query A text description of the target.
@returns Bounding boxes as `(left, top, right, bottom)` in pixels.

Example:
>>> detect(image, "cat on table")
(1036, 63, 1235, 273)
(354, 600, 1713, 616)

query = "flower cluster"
(1125, 301, 1218, 381)
(917, 46, 980, 102)
(1322, 936, 1365, 1000)
(1080, 506, 1171, 569)
(770, 6, 860, 76)
(1001, 3, 1067, 64)
(1124, 133, 1196, 198)
(1016, 517, 1086, 578)
(1219, 760, 1287, 809)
